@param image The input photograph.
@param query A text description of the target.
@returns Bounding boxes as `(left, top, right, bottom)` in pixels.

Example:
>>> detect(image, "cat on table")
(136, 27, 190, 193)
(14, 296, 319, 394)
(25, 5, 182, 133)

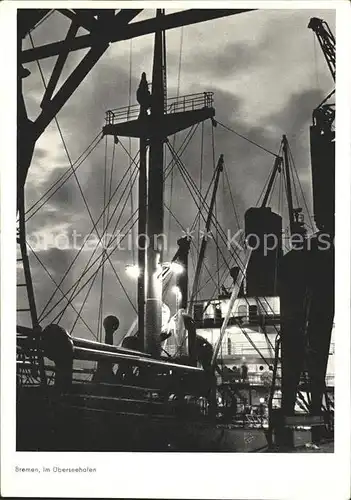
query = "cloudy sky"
(19, 8, 335, 343)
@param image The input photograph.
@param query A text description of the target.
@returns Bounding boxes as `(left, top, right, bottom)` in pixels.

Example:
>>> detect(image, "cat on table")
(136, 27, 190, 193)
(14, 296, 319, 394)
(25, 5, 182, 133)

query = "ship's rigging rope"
(38, 146, 141, 322)
(163, 202, 219, 292)
(23, 19, 291, 371)
(167, 26, 184, 259)
(215, 120, 281, 158)
(128, 39, 136, 266)
(223, 163, 241, 231)
(288, 147, 314, 231)
(25, 31, 306, 352)
(29, 34, 131, 323)
(167, 140, 242, 270)
(165, 139, 264, 315)
(25, 132, 103, 221)
(198, 121, 204, 254)
(27, 33, 135, 329)
(31, 123, 200, 329)
(37, 146, 139, 319)
(26, 118, 287, 347)
(54, 151, 140, 322)
(211, 124, 221, 298)
(50, 124, 212, 326)
(97, 136, 109, 341)
(43, 208, 139, 323)
(255, 143, 283, 208)
(26, 241, 98, 339)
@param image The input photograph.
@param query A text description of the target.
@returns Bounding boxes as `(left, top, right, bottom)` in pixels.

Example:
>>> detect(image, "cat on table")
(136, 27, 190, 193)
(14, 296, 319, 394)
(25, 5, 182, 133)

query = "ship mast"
(103, 12, 217, 357)
(144, 9, 167, 356)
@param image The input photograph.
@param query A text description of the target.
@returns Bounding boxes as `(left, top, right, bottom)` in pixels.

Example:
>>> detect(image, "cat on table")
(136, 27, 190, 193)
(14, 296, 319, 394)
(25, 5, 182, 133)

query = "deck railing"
(105, 92, 214, 126)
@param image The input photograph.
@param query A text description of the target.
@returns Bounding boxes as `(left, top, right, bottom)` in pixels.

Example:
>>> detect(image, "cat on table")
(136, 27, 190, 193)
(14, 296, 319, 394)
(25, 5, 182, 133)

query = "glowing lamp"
(125, 265, 140, 279)
(170, 262, 184, 275)
(172, 286, 182, 298)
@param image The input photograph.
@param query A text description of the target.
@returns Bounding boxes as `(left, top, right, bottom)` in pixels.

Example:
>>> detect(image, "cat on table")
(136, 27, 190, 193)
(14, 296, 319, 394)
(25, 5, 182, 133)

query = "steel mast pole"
(137, 138, 147, 350)
(188, 154, 224, 314)
(144, 10, 166, 356)
(282, 135, 294, 232)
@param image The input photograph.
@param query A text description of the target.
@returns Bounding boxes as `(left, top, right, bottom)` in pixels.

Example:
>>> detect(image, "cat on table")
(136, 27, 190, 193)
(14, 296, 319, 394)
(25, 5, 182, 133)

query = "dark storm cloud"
(168, 41, 261, 80)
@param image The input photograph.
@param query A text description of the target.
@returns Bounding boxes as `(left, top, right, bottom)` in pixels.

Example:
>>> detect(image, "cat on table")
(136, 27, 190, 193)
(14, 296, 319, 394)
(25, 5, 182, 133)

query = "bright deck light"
(170, 262, 184, 275)
(125, 265, 140, 278)
(172, 285, 182, 297)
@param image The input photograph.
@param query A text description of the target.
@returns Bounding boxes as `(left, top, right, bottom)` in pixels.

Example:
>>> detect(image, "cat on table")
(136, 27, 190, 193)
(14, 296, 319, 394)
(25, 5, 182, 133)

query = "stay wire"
(198, 121, 204, 247)
(223, 164, 241, 231)
(211, 123, 221, 297)
(49, 208, 140, 324)
(167, 28, 183, 259)
(167, 141, 242, 271)
(128, 40, 136, 265)
(168, 154, 237, 294)
(71, 268, 100, 337)
(38, 145, 140, 319)
(170, 154, 234, 281)
(164, 124, 199, 179)
(30, 34, 122, 315)
(190, 162, 219, 232)
(289, 148, 314, 231)
(55, 159, 140, 322)
(97, 135, 109, 341)
(26, 241, 98, 339)
(176, 155, 282, 333)
(163, 203, 220, 293)
(56, 155, 141, 321)
(267, 165, 279, 207)
(25, 132, 102, 219)
(216, 120, 280, 158)
(39, 146, 140, 321)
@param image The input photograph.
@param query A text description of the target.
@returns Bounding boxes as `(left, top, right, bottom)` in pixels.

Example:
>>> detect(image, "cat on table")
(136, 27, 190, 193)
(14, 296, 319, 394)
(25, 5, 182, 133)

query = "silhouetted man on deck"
(137, 72, 151, 118)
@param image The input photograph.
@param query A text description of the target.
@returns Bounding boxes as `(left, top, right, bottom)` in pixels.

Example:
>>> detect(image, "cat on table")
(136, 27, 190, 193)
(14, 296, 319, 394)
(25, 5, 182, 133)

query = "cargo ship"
(16, 9, 335, 452)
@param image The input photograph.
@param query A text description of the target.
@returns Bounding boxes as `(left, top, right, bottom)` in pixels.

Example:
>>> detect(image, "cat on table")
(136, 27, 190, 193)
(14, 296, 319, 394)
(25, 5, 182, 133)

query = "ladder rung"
(16, 258, 23, 262)
(17, 309, 31, 312)
(17, 283, 27, 287)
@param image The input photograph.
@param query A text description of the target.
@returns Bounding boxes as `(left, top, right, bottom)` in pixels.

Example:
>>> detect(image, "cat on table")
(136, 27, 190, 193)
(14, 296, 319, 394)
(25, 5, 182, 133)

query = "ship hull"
(17, 388, 267, 452)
